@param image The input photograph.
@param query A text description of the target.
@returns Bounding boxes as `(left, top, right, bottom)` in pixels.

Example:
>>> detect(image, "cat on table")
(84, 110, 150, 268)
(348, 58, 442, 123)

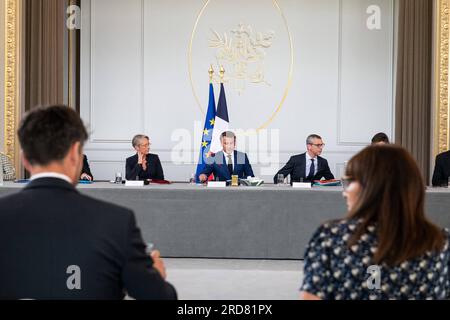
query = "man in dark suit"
(274, 134, 334, 184)
(432, 150, 450, 187)
(0, 105, 176, 300)
(80, 154, 93, 181)
(126, 135, 164, 181)
(199, 131, 254, 182)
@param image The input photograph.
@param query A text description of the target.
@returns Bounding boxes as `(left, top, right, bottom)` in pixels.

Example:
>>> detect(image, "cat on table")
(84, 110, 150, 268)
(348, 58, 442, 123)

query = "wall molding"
(3, 0, 22, 172)
(435, 0, 450, 156)
(336, 0, 395, 146)
(80, 0, 395, 181)
(87, 0, 146, 143)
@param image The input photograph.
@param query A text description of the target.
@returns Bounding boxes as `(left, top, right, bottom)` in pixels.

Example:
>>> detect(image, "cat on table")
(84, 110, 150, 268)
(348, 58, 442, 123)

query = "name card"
(125, 180, 144, 187)
(292, 182, 312, 189)
(207, 181, 227, 188)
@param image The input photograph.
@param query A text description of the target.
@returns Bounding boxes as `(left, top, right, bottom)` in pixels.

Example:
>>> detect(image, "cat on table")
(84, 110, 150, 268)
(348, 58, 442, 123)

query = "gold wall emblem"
(188, 0, 293, 131)
(209, 24, 275, 95)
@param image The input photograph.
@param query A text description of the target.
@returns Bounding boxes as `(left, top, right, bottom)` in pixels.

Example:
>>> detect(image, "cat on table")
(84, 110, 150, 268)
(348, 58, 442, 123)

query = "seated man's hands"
(80, 173, 92, 181)
(150, 250, 167, 279)
(198, 174, 208, 183)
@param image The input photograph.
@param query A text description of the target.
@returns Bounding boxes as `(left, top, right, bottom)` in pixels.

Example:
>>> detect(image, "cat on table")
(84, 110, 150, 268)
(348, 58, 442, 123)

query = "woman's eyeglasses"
(341, 176, 355, 191)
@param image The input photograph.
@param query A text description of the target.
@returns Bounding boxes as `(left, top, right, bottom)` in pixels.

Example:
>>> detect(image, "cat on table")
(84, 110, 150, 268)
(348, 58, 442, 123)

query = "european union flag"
(195, 83, 216, 182)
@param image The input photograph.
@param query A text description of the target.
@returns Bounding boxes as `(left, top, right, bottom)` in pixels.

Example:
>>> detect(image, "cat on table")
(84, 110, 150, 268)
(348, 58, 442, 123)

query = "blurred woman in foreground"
(300, 145, 450, 300)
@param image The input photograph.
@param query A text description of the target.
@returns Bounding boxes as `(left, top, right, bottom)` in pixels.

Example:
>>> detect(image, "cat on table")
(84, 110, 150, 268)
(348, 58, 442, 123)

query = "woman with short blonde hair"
(125, 135, 164, 181)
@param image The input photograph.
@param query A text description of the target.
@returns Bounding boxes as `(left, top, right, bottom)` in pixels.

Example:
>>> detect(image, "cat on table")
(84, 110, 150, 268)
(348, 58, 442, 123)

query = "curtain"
(25, 0, 66, 111)
(395, 0, 433, 183)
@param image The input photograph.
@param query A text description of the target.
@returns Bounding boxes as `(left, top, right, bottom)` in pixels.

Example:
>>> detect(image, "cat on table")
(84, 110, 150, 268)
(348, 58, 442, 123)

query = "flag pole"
(219, 66, 225, 83)
(209, 65, 214, 83)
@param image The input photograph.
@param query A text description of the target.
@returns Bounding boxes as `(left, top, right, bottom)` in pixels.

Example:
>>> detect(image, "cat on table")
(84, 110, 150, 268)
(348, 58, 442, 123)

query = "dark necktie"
(307, 159, 315, 180)
(227, 154, 233, 176)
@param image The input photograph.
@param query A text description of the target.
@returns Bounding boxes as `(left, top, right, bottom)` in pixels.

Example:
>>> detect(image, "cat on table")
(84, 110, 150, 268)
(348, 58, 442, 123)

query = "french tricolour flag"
(210, 83, 229, 153)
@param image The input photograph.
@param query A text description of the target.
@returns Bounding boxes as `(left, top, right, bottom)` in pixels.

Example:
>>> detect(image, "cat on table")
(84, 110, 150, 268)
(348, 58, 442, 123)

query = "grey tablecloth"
(1, 182, 450, 259)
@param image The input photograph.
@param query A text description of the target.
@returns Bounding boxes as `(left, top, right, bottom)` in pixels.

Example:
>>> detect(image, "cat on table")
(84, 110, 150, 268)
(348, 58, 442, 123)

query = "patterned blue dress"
(300, 219, 450, 300)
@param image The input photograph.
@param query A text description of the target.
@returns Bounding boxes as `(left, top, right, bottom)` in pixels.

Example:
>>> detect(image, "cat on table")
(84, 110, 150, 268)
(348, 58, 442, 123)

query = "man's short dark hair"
(371, 132, 390, 144)
(220, 131, 236, 141)
(18, 105, 88, 165)
(306, 134, 322, 145)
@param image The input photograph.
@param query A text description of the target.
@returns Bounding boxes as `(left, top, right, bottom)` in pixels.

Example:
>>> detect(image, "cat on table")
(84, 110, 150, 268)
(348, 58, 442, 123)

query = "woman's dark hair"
(371, 132, 390, 144)
(18, 105, 88, 165)
(345, 145, 445, 266)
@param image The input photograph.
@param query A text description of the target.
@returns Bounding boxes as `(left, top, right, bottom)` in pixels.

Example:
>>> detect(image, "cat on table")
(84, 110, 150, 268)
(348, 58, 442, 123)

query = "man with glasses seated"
(126, 135, 164, 181)
(274, 134, 334, 184)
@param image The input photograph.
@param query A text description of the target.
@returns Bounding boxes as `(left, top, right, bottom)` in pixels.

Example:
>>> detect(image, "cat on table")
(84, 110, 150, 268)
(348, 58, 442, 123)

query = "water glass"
(115, 172, 122, 184)
(284, 175, 291, 186)
(445, 177, 450, 188)
(146, 243, 155, 255)
(189, 173, 196, 184)
(277, 174, 284, 185)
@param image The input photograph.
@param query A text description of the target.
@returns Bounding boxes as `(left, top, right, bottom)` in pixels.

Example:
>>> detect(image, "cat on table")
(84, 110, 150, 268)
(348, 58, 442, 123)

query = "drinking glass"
(277, 174, 284, 185)
(115, 172, 122, 184)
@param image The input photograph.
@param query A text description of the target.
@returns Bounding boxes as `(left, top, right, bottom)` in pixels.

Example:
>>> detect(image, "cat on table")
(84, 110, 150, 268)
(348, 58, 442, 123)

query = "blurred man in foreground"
(0, 105, 177, 300)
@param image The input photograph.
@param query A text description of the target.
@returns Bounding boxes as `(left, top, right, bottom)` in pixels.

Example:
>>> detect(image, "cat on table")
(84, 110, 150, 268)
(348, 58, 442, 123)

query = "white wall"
(81, 0, 395, 182)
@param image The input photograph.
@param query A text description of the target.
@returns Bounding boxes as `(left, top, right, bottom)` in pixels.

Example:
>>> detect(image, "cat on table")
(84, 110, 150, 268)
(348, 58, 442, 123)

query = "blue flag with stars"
(195, 83, 216, 182)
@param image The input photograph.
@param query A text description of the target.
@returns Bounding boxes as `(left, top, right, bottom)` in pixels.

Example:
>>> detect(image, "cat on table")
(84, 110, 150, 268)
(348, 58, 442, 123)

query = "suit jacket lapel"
(300, 153, 306, 176)
(233, 151, 238, 175)
(134, 154, 140, 168)
(316, 157, 322, 173)
(223, 153, 230, 179)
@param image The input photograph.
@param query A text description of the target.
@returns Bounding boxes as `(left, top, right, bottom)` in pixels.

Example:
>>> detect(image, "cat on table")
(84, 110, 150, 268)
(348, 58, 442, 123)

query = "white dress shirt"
(305, 153, 318, 177)
(30, 172, 73, 184)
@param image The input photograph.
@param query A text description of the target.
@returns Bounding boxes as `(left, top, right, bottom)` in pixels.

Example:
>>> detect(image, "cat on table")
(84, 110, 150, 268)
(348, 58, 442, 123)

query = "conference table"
(1, 182, 450, 260)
